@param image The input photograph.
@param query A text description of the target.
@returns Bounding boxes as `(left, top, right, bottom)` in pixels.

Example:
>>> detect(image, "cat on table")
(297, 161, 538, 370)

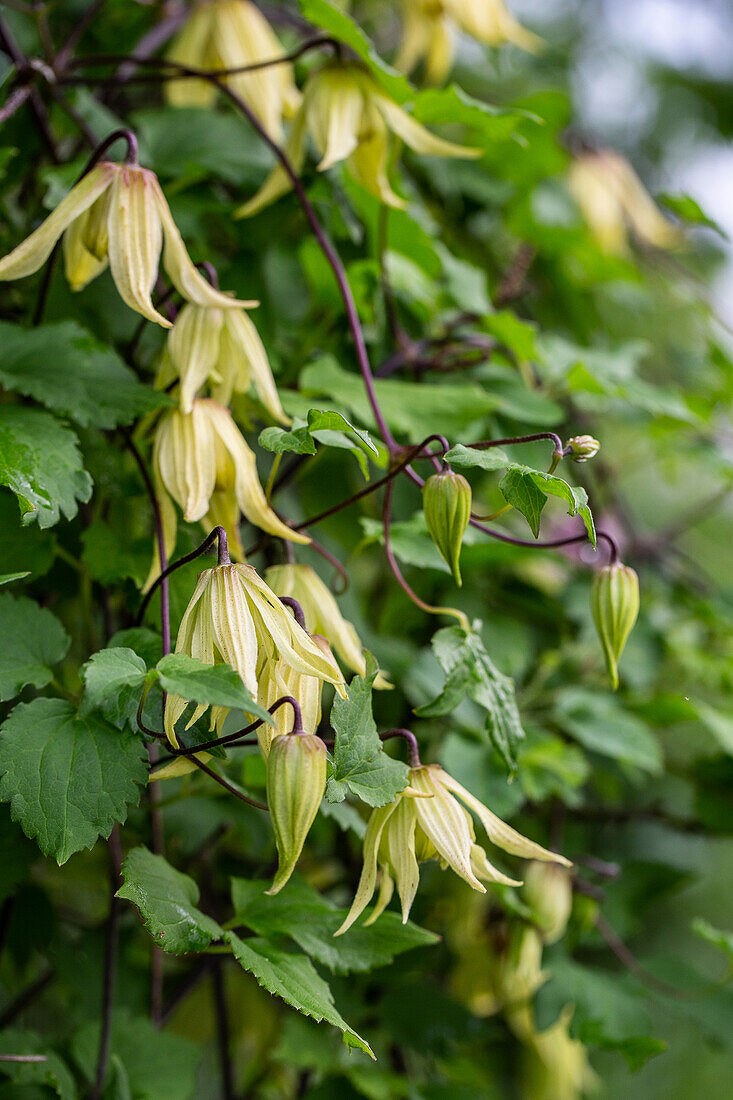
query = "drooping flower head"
(164, 562, 345, 745)
(568, 149, 679, 255)
(155, 301, 290, 423)
(150, 398, 306, 573)
(265, 563, 390, 687)
(266, 730, 327, 894)
(236, 61, 480, 216)
(165, 0, 301, 141)
(521, 1006, 598, 1100)
(0, 161, 253, 327)
(397, 0, 541, 84)
(336, 763, 570, 933)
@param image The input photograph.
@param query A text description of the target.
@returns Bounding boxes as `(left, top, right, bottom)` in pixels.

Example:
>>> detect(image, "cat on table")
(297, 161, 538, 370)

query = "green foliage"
(0, 406, 92, 527)
(0, 594, 69, 701)
(326, 661, 410, 806)
(417, 626, 525, 771)
(117, 846, 224, 953)
(0, 699, 147, 863)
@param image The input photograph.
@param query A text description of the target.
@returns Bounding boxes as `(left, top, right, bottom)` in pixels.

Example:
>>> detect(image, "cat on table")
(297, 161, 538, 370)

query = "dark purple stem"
(278, 596, 307, 631)
(380, 728, 421, 767)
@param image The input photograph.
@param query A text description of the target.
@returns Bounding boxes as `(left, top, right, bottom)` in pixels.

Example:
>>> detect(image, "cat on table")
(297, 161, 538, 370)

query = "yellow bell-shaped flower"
(165, 0, 301, 141)
(397, 0, 541, 84)
(236, 61, 480, 216)
(156, 301, 290, 423)
(0, 161, 254, 327)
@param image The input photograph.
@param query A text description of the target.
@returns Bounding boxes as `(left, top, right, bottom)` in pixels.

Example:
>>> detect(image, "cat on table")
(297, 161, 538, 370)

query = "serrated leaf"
(231, 876, 438, 975)
(0, 594, 70, 701)
(117, 846, 223, 953)
(0, 406, 93, 528)
(446, 444, 596, 545)
(327, 668, 409, 807)
(155, 654, 273, 724)
(0, 699, 147, 863)
(416, 625, 525, 772)
(81, 647, 148, 728)
(226, 931, 375, 1058)
(0, 321, 168, 429)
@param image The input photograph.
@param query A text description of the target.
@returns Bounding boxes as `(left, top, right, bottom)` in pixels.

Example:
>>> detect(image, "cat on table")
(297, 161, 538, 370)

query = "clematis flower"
(265, 563, 391, 687)
(150, 398, 307, 579)
(155, 301, 290, 423)
(164, 562, 345, 745)
(165, 0, 300, 142)
(521, 1006, 598, 1099)
(0, 161, 253, 327)
(266, 730, 327, 893)
(396, 0, 542, 84)
(568, 149, 679, 255)
(256, 634, 343, 758)
(236, 61, 480, 216)
(336, 763, 570, 933)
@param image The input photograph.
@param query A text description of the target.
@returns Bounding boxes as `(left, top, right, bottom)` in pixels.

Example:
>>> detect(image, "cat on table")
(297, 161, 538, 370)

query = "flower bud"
(591, 562, 639, 689)
(565, 435, 600, 463)
(422, 469, 472, 586)
(266, 732, 326, 895)
(521, 861, 573, 944)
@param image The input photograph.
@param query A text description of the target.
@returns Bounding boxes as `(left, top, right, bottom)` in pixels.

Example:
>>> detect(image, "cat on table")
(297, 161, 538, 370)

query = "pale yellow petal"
(411, 767, 485, 891)
(168, 303, 224, 413)
(376, 94, 481, 159)
(0, 164, 116, 281)
(221, 310, 290, 425)
(234, 107, 308, 218)
(363, 865, 395, 926)
(209, 564, 260, 694)
(149, 751, 213, 781)
(164, 3, 218, 108)
(107, 166, 169, 327)
(335, 802, 399, 935)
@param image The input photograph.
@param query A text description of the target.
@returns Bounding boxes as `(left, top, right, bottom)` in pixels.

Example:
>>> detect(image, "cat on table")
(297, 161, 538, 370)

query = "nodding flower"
(165, 0, 301, 142)
(156, 301, 290, 424)
(236, 60, 481, 216)
(336, 763, 570, 934)
(396, 0, 542, 85)
(265, 563, 391, 687)
(266, 730, 327, 894)
(568, 149, 679, 255)
(163, 562, 345, 745)
(0, 161, 254, 327)
(149, 398, 307, 578)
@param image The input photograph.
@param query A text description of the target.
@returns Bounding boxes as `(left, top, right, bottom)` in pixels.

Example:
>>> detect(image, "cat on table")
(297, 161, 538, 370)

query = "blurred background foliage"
(0, 0, 732, 1098)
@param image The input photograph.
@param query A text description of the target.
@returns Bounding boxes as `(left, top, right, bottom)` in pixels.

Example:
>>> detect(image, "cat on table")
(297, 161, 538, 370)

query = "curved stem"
(383, 479, 470, 630)
(278, 596, 307, 632)
(190, 756, 268, 811)
(135, 526, 228, 628)
(380, 728, 421, 768)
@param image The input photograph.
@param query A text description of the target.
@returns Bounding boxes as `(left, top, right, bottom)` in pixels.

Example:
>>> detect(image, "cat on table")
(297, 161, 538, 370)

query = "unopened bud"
(590, 562, 639, 689)
(422, 469, 472, 585)
(495, 924, 546, 1007)
(265, 732, 326, 895)
(522, 861, 573, 944)
(565, 435, 600, 462)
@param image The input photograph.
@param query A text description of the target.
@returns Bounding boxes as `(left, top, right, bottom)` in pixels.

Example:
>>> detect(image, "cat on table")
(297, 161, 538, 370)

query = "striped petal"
(411, 767, 485, 891)
(169, 303, 224, 413)
(0, 163, 116, 281)
(335, 801, 400, 935)
(209, 565, 260, 695)
(375, 94, 481, 159)
(107, 166, 168, 326)
(221, 309, 290, 425)
(383, 797, 421, 923)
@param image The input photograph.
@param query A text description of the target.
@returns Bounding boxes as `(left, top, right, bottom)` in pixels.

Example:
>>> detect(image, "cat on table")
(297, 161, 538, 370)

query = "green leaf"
(0, 406, 93, 528)
(326, 664, 409, 807)
(81, 520, 153, 587)
(0, 1029, 77, 1099)
(0, 699, 147, 863)
(81, 647, 147, 729)
(446, 444, 596, 545)
(298, 0, 410, 102)
(553, 689, 663, 775)
(0, 594, 70, 701)
(259, 408, 377, 478)
(416, 626, 525, 772)
(692, 917, 733, 964)
(230, 876, 438, 975)
(300, 355, 498, 443)
(499, 468, 547, 537)
(72, 1012, 201, 1100)
(117, 846, 223, 953)
(0, 571, 30, 586)
(226, 931, 375, 1059)
(155, 654, 274, 724)
(659, 192, 728, 237)
(0, 321, 168, 429)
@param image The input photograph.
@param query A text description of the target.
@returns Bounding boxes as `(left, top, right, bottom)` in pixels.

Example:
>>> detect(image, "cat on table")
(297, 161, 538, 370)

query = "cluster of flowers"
(0, 0, 660, 952)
